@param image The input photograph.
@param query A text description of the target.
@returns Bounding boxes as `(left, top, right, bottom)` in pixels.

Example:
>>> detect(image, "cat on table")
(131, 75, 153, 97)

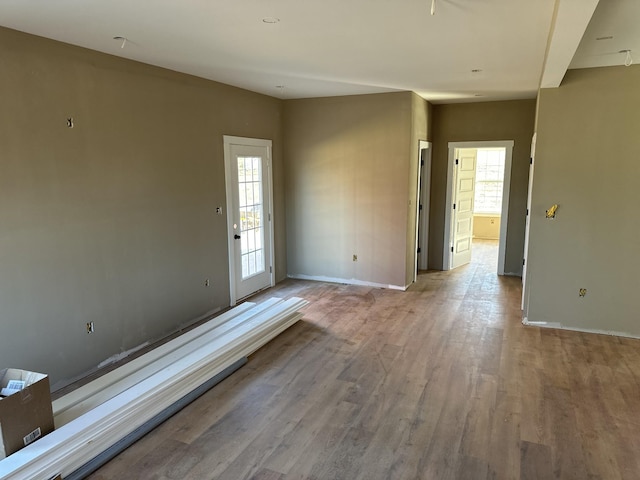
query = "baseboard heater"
(0, 297, 308, 480)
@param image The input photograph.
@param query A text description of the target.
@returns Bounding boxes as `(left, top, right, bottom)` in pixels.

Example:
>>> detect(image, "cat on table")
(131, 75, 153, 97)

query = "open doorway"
(443, 140, 514, 274)
(415, 141, 432, 276)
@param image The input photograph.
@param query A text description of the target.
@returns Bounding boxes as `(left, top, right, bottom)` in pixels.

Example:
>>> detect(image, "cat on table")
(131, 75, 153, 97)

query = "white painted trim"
(443, 141, 514, 273)
(443, 146, 455, 270)
(497, 143, 513, 275)
(1, 298, 308, 479)
(49, 305, 225, 391)
(266, 150, 276, 287)
(223, 138, 236, 305)
(52, 302, 259, 424)
(522, 133, 536, 312)
(287, 273, 407, 291)
(522, 318, 640, 340)
(178, 306, 223, 331)
(223, 135, 275, 306)
(413, 144, 422, 282)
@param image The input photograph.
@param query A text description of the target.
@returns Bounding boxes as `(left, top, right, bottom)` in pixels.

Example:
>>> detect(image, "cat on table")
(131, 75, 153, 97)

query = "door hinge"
(455, 159, 459, 165)
(270, 266, 273, 273)
(523, 258, 526, 266)
(451, 246, 454, 253)
(530, 157, 533, 165)
(421, 159, 424, 166)
(419, 204, 423, 211)
(526, 208, 529, 216)
(268, 213, 271, 221)
(453, 203, 456, 210)
(417, 247, 421, 253)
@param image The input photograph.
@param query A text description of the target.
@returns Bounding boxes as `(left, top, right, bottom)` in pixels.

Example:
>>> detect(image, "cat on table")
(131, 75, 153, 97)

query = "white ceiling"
(0, 0, 635, 103)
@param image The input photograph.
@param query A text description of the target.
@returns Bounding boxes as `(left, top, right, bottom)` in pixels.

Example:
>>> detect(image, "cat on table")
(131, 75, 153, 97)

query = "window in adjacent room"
(474, 148, 505, 214)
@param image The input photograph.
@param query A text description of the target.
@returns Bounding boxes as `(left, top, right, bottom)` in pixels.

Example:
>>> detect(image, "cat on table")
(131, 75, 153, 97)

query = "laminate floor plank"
(519, 441, 553, 480)
(83, 240, 640, 480)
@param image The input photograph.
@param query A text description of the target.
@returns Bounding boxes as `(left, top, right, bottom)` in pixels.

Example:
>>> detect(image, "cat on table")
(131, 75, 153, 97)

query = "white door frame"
(522, 133, 536, 311)
(416, 141, 432, 273)
(443, 140, 514, 274)
(223, 135, 275, 306)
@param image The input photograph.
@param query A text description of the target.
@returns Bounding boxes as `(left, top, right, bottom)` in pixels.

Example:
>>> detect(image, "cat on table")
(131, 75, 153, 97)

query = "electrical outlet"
(353, 254, 358, 262)
(204, 278, 210, 287)
(86, 322, 95, 334)
(579, 288, 587, 297)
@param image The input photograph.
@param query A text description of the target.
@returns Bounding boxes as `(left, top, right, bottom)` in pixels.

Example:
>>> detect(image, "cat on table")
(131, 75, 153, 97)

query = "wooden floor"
(88, 240, 640, 480)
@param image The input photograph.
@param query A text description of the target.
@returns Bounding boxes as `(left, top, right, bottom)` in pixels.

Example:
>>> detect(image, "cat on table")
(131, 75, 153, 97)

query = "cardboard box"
(0, 368, 55, 459)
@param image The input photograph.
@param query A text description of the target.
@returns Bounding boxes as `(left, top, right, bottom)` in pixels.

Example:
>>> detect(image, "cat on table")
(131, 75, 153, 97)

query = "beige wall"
(525, 66, 640, 335)
(430, 100, 536, 273)
(283, 92, 427, 288)
(473, 215, 501, 240)
(0, 27, 285, 386)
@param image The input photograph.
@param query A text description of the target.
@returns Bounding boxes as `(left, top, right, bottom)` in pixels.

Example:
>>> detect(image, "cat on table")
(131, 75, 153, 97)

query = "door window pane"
(237, 156, 266, 279)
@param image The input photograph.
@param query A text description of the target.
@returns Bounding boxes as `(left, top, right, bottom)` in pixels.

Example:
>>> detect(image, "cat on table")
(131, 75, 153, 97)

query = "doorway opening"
(443, 140, 514, 274)
(415, 141, 432, 278)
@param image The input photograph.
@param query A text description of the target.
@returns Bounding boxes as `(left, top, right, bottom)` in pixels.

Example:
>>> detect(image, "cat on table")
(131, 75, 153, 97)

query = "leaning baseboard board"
(0, 297, 308, 480)
(522, 317, 640, 340)
(63, 358, 247, 480)
(287, 273, 407, 291)
(52, 300, 269, 426)
(51, 306, 225, 393)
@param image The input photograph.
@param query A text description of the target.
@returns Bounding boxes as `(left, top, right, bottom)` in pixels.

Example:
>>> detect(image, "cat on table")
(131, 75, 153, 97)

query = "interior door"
(450, 148, 477, 269)
(224, 137, 274, 304)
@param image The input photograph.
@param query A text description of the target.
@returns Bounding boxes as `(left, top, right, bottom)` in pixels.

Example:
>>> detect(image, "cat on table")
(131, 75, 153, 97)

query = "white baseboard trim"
(522, 317, 640, 340)
(287, 273, 407, 291)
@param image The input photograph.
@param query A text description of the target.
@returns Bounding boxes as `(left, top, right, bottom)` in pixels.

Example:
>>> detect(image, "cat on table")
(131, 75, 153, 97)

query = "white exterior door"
(451, 148, 477, 269)
(224, 136, 274, 304)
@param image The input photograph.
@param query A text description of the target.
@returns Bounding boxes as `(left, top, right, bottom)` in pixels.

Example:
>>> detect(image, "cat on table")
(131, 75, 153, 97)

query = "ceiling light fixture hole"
(620, 49, 633, 67)
(113, 36, 128, 49)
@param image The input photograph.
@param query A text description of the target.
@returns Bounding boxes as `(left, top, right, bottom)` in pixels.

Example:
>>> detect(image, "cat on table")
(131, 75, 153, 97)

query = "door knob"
(234, 234, 241, 239)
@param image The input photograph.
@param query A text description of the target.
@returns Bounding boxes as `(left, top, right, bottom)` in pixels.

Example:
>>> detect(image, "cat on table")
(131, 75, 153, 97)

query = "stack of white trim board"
(0, 297, 308, 480)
